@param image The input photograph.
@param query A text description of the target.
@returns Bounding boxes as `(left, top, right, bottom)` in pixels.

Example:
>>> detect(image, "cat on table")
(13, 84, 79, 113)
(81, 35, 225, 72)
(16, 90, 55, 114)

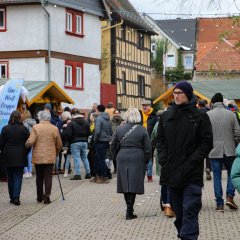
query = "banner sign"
(0, 79, 24, 133)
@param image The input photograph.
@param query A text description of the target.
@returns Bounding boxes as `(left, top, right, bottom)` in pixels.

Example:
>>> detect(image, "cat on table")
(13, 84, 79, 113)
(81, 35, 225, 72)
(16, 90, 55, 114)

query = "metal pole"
(163, 41, 166, 86)
(41, 0, 51, 82)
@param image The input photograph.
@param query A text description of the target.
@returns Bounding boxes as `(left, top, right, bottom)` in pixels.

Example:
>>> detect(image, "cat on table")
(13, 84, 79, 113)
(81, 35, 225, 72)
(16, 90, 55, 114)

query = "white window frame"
(76, 15, 82, 34)
(166, 53, 176, 67)
(65, 65, 72, 86)
(66, 12, 72, 32)
(0, 62, 7, 78)
(184, 55, 193, 69)
(76, 67, 83, 88)
(0, 8, 5, 30)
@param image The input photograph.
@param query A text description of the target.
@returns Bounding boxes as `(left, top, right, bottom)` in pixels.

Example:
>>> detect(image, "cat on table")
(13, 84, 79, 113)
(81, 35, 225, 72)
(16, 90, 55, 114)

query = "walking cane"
(56, 148, 68, 201)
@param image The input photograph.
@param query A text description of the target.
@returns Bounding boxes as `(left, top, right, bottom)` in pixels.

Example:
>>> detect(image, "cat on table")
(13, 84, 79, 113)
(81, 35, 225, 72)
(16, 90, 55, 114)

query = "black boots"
(124, 193, 137, 220)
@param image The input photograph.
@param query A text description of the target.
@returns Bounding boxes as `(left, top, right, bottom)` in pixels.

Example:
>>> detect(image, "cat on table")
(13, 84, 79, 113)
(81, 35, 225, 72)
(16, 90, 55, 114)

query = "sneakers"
(70, 175, 81, 180)
(147, 176, 153, 182)
(63, 169, 68, 178)
(216, 206, 224, 212)
(206, 169, 212, 180)
(226, 196, 238, 210)
(28, 173, 32, 178)
(23, 173, 29, 179)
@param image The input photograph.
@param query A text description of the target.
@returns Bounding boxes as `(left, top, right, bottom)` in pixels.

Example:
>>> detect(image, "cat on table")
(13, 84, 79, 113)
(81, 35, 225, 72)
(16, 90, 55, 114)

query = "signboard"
(0, 79, 24, 133)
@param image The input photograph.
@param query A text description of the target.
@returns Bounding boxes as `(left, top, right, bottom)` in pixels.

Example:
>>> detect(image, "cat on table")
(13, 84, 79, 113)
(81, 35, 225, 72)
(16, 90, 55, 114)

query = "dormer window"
(66, 8, 84, 38)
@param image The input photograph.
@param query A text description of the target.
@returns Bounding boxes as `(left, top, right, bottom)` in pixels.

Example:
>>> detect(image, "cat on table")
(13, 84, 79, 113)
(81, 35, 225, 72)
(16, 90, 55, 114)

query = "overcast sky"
(129, 0, 240, 19)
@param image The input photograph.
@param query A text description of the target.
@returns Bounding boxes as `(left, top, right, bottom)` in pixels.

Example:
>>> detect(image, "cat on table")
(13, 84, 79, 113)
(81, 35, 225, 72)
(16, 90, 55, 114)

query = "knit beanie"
(173, 81, 193, 100)
(211, 93, 223, 104)
(97, 104, 105, 112)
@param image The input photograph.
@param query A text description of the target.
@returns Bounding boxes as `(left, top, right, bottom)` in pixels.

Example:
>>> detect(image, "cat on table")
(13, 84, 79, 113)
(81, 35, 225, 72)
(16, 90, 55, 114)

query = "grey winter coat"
(94, 112, 112, 142)
(207, 102, 240, 158)
(111, 123, 152, 194)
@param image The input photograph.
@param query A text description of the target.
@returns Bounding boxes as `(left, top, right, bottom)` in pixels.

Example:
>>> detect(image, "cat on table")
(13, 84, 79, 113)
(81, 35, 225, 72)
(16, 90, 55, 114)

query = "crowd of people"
(1, 80, 240, 240)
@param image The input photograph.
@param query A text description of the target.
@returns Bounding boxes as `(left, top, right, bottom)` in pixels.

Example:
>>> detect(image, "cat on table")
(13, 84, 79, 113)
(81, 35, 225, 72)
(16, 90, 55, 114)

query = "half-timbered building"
(101, 0, 155, 110)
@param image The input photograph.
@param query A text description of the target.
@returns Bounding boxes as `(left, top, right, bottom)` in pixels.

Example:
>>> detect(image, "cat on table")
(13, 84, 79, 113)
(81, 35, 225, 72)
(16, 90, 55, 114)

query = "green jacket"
(151, 121, 161, 177)
(231, 144, 240, 193)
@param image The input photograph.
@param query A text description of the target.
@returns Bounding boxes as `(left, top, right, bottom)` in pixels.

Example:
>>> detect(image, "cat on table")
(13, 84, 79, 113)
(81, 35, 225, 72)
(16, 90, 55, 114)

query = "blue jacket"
(231, 144, 240, 193)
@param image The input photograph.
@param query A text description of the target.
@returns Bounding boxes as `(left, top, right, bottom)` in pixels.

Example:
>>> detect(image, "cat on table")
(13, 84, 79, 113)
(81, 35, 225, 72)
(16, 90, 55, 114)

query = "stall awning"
(153, 80, 240, 105)
(0, 80, 74, 106)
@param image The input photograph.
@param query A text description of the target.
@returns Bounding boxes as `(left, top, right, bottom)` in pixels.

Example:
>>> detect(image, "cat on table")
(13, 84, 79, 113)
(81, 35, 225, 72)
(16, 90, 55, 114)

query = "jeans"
(161, 184, 171, 204)
(71, 142, 90, 176)
(146, 159, 153, 177)
(94, 141, 109, 177)
(7, 167, 24, 200)
(169, 183, 202, 240)
(24, 148, 33, 174)
(64, 154, 71, 170)
(210, 156, 235, 207)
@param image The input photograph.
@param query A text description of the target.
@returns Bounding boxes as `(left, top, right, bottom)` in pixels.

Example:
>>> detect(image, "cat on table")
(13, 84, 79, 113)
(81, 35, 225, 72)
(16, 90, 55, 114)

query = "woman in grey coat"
(111, 107, 152, 220)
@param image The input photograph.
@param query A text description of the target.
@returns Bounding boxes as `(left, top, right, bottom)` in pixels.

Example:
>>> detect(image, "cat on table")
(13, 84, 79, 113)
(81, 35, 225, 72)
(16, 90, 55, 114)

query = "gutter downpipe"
(41, 0, 51, 82)
(101, 19, 123, 31)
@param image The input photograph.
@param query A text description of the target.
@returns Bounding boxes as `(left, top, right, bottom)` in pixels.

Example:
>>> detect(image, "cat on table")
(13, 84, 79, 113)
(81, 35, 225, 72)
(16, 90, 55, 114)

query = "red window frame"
(0, 7, 7, 32)
(65, 8, 84, 38)
(64, 60, 84, 91)
(0, 60, 9, 78)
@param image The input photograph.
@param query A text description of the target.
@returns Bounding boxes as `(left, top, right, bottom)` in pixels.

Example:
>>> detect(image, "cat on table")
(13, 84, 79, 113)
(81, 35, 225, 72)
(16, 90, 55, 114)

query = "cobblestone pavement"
(0, 168, 240, 240)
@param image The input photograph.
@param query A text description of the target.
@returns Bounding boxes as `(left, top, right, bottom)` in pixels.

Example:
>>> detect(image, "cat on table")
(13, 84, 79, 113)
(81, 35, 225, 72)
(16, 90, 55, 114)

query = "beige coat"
(26, 121, 62, 164)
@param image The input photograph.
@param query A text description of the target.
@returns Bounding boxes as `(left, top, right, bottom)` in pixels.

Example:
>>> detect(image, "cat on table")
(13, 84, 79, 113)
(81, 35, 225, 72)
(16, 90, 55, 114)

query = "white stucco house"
(144, 14, 196, 80)
(0, 0, 107, 110)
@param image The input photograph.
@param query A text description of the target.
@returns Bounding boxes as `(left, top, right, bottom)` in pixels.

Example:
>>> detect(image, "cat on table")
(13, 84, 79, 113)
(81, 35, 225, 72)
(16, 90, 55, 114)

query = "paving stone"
(0, 168, 240, 240)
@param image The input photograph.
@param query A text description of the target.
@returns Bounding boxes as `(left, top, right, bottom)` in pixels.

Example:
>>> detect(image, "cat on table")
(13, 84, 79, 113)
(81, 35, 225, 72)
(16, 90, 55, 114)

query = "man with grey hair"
(208, 93, 240, 212)
(87, 103, 98, 124)
(26, 110, 62, 204)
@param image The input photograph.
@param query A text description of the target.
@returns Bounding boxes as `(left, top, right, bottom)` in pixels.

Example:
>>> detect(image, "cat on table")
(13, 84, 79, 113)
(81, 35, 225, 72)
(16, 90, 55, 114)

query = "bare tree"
(152, 0, 240, 13)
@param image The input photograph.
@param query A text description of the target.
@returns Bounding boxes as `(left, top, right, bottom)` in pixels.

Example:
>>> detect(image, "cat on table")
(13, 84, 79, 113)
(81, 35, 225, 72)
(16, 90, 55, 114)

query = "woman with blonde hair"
(111, 107, 152, 220)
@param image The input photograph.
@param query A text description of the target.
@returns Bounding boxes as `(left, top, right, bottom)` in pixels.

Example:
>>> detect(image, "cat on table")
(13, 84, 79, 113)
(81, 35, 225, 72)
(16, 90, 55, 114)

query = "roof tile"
(196, 17, 240, 72)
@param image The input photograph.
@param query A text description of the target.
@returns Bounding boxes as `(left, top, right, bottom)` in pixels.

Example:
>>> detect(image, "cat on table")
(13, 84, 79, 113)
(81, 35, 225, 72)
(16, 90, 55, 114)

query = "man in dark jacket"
(92, 104, 112, 184)
(156, 81, 213, 240)
(139, 100, 158, 182)
(64, 108, 91, 180)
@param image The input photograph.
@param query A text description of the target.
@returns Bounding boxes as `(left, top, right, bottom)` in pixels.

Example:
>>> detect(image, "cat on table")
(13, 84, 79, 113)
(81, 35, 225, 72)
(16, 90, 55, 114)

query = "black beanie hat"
(211, 93, 223, 104)
(97, 104, 105, 112)
(173, 81, 193, 100)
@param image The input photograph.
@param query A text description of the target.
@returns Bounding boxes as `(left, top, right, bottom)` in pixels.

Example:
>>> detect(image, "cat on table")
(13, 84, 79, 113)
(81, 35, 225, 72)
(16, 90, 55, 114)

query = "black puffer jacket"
(64, 117, 91, 144)
(156, 97, 213, 188)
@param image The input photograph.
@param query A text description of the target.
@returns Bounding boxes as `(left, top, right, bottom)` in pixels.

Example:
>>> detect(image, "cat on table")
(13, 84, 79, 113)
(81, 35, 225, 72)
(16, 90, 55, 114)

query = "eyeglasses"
(173, 91, 184, 96)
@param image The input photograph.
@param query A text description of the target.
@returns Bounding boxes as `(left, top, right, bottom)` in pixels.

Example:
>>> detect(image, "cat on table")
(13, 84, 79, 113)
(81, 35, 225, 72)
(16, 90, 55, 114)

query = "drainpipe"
(41, 0, 51, 82)
(101, 19, 123, 31)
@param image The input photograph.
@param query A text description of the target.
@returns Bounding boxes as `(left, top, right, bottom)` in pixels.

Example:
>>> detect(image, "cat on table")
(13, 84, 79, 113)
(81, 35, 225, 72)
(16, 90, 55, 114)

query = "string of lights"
(105, 9, 240, 17)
